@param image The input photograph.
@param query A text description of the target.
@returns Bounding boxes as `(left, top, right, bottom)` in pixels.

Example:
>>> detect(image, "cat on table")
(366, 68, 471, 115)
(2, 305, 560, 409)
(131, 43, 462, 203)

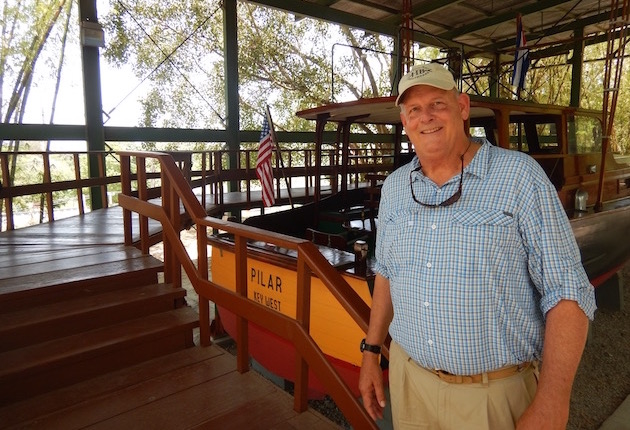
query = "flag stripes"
(511, 14, 530, 91)
(256, 118, 275, 207)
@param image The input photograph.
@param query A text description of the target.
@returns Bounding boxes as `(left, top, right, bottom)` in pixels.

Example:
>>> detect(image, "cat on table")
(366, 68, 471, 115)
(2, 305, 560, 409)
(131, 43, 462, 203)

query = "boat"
(209, 94, 630, 399)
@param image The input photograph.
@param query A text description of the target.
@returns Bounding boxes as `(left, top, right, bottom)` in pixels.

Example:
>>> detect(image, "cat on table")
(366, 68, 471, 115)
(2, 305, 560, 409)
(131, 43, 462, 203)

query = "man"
(358, 63, 596, 429)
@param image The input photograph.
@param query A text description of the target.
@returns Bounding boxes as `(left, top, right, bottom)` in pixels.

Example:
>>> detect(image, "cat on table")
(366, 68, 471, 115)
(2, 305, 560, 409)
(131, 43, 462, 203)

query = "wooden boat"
(210, 94, 630, 399)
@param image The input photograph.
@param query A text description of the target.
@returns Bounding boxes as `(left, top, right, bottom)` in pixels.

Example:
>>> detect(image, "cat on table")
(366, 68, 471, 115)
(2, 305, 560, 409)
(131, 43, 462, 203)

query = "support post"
(78, 0, 105, 210)
(223, 0, 240, 196)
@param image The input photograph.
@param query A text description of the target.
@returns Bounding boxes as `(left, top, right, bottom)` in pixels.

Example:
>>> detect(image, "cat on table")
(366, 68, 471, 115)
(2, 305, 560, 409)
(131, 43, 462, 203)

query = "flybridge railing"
(177, 146, 395, 207)
(117, 150, 382, 429)
(0, 145, 396, 232)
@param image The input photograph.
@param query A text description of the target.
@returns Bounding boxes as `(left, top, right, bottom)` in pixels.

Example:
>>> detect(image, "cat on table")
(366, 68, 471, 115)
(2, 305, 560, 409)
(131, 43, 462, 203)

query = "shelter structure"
(1, 0, 628, 211)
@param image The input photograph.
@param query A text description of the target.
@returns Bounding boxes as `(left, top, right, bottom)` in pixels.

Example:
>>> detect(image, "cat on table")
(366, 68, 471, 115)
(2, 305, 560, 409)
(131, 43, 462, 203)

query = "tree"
(0, 0, 75, 227)
(582, 42, 630, 154)
(0, 0, 73, 129)
(102, 1, 396, 136)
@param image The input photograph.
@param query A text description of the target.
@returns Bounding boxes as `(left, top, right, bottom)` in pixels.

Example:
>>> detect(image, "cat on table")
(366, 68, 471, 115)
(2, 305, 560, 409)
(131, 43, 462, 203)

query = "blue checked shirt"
(374, 140, 596, 375)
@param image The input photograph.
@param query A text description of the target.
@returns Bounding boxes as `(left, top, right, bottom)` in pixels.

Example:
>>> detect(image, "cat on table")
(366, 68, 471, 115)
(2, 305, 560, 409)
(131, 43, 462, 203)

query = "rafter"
(439, 0, 569, 40)
(488, 7, 625, 52)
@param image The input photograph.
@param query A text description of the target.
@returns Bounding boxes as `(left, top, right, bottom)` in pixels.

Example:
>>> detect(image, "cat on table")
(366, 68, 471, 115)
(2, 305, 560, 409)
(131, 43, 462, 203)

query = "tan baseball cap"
(395, 63, 457, 106)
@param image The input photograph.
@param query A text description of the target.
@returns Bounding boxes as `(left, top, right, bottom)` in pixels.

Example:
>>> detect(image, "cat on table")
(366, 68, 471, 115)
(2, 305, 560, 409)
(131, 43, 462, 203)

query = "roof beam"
(248, 0, 488, 57)
(342, 0, 401, 16)
(439, 0, 569, 41)
(248, 0, 398, 36)
(382, 0, 465, 25)
(488, 7, 621, 52)
(529, 28, 627, 61)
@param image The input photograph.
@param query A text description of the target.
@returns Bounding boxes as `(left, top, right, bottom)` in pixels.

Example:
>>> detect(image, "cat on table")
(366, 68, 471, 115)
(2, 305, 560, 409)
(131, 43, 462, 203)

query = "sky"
(25, 47, 145, 128)
(20, 0, 145, 129)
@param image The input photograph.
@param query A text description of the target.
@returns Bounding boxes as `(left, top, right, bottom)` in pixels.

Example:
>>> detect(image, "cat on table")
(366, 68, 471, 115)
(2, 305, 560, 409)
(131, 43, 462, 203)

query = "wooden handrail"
(117, 150, 379, 429)
(1, 147, 395, 232)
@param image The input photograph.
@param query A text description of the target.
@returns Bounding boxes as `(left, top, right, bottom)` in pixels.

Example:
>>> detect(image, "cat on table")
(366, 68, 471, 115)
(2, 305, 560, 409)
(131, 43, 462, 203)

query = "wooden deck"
(0, 344, 341, 429)
(0, 203, 344, 430)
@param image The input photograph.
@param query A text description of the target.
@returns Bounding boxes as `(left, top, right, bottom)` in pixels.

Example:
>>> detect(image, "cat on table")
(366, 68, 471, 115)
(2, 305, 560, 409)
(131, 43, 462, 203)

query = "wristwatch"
(360, 338, 381, 354)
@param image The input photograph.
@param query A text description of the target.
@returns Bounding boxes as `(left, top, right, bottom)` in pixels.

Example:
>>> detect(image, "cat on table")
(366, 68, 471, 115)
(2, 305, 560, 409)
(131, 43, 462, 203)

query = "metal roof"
(250, 0, 621, 60)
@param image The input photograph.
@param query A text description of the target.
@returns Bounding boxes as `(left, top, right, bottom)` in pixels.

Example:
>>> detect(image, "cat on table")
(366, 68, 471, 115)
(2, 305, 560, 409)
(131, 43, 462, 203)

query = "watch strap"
(360, 338, 381, 354)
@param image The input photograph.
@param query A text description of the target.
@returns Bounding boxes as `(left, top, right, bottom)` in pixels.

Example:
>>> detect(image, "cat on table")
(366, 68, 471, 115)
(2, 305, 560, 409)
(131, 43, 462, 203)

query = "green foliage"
(0, 0, 75, 124)
(101, 1, 396, 137)
(582, 43, 630, 154)
(103, 0, 225, 131)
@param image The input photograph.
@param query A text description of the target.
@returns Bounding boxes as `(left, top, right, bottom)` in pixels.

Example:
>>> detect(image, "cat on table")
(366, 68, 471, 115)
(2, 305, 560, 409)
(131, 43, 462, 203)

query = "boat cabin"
(467, 96, 630, 213)
(297, 95, 630, 217)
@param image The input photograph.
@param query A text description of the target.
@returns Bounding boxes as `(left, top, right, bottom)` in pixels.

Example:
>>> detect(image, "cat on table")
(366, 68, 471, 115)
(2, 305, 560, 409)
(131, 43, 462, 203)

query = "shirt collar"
(408, 137, 491, 181)
(466, 137, 490, 180)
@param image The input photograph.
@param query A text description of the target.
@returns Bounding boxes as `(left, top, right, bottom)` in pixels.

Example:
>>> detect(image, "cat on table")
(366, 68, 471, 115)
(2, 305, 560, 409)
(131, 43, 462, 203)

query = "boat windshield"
(568, 114, 602, 155)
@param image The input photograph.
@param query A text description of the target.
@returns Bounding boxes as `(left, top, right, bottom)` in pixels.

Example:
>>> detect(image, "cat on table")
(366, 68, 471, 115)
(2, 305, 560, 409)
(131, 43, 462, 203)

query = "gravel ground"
(568, 264, 630, 429)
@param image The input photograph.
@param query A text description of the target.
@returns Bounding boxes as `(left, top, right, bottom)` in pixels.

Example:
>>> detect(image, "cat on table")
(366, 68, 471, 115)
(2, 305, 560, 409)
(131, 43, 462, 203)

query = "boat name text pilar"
(251, 268, 282, 292)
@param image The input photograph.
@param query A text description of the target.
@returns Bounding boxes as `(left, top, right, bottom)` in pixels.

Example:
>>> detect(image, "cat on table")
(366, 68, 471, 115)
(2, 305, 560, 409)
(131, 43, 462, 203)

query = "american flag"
(256, 118, 275, 207)
(511, 14, 530, 91)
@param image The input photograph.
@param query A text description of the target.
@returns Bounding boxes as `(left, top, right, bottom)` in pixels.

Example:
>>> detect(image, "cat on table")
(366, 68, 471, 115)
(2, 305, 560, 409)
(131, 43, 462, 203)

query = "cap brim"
(395, 82, 455, 106)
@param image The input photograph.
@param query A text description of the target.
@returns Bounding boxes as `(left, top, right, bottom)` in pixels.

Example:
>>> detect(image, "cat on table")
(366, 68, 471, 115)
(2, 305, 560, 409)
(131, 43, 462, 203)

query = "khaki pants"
(389, 341, 538, 430)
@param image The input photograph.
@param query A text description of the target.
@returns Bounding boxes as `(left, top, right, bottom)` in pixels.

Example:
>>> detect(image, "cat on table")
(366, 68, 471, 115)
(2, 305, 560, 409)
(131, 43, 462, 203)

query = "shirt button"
(427, 339, 434, 346)
(424, 301, 430, 307)
(426, 262, 432, 268)
(431, 224, 437, 230)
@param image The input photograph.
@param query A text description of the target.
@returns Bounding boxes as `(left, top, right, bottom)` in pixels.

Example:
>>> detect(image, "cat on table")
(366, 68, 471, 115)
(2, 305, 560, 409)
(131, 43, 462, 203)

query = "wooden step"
(0, 246, 164, 311)
(0, 283, 186, 352)
(0, 345, 341, 430)
(0, 307, 199, 405)
(0, 346, 229, 429)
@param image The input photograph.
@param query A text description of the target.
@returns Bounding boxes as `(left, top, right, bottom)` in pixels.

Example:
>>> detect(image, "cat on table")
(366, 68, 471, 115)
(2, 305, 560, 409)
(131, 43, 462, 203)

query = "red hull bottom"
(217, 306, 387, 400)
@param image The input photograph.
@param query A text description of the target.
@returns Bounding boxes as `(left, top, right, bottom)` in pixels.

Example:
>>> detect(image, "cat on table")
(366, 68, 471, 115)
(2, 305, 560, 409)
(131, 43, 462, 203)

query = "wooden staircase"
(0, 245, 199, 406)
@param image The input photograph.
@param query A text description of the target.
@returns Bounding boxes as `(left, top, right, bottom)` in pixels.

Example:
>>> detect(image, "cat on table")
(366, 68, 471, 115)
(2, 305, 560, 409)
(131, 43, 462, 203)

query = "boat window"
(469, 126, 486, 138)
(568, 114, 602, 154)
(508, 120, 562, 154)
(535, 123, 560, 151)
(468, 117, 497, 146)
(508, 123, 529, 152)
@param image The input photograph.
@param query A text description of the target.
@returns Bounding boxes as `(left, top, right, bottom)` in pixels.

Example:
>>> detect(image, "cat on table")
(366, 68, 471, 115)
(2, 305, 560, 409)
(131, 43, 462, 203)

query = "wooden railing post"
(120, 154, 133, 246)
(213, 151, 222, 206)
(0, 153, 13, 230)
(294, 249, 312, 412)
(136, 157, 150, 254)
(42, 153, 54, 222)
(73, 154, 85, 214)
(197, 223, 211, 346)
(200, 152, 208, 209)
(99, 153, 108, 209)
(245, 150, 252, 203)
(304, 149, 311, 195)
(234, 234, 249, 373)
(161, 168, 181, 288)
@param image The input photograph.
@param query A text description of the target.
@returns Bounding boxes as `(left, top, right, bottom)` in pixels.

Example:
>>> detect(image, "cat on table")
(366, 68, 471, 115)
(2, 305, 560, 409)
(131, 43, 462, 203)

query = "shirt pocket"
(451, 209, 515, 227)
(380, 211, 423, 275)
(450, 209, 522, 266)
